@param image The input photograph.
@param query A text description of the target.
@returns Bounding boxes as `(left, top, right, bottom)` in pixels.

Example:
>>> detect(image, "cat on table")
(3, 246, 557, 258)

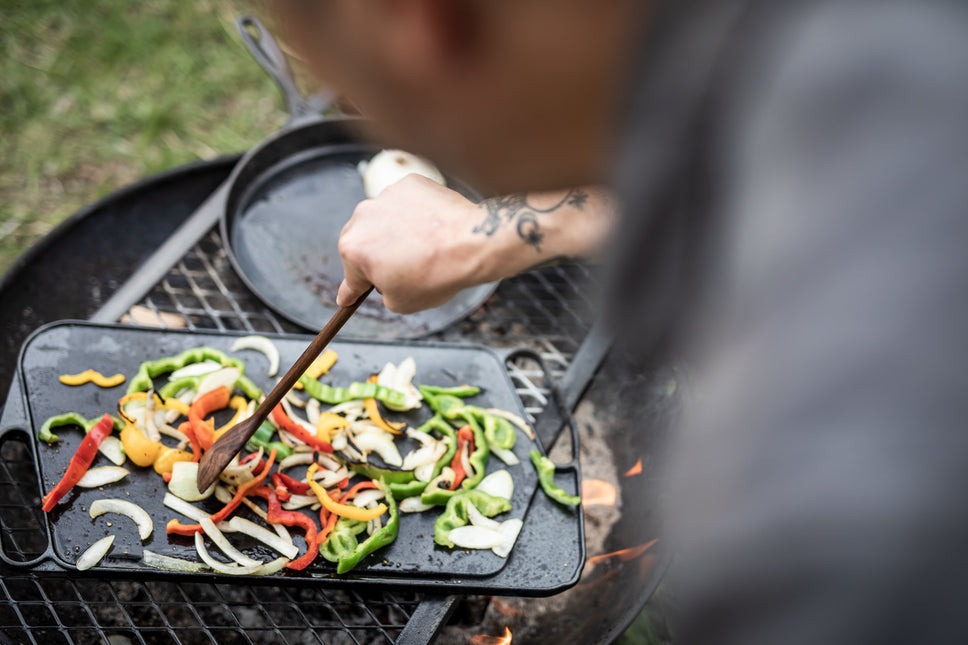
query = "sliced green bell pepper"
(299, 376, 407, 408)
(245, 420, 292, 459)
(433, 489, 512, 548)
(38, 412, 125, 444)
(320, 480, 399, 574)
(483, 414, 515, 451)
(127, 346, 244, 393)
(530, 450, 580, 506)
(419, 384, 481, 399)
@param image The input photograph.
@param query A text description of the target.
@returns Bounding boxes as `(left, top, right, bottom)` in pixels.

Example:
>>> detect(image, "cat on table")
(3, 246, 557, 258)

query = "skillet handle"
(237, 15, 331, 121)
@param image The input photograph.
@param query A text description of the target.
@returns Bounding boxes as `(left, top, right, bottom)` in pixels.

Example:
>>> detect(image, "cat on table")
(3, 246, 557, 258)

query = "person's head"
(275, 0, 643, 194)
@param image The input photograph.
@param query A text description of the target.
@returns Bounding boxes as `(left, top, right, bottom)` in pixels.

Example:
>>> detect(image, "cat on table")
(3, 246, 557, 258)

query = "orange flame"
(585, 538, 658, 567)
(581, 480, 617, 507)
(470, 626, 512, 644)
(624, 458, 643, 476)
(578, 539, 659, 588)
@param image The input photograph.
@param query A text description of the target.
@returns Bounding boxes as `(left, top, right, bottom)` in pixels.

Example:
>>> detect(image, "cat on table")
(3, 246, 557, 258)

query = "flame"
(585, 538, 658, 567)
(470, 626, 512, 644)
(581, 480, 617, 507)
(624, 458, 643, 476)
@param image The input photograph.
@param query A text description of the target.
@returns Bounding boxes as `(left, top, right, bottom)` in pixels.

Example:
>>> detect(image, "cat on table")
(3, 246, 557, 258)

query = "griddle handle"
(237, 15, 325, 122)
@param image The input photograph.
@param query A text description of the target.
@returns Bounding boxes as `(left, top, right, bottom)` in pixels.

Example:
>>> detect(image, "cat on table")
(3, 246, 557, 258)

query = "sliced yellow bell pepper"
(120, 423, 162, 467)
(364, 376, 405, 434)
(153, 446, 194, 475)
(214, 396, 249, 439)
(59, 369, 125, 388)
(294, 349, 338, 390)
(307, 463, 386, 521)
(316, 412, 350, 443)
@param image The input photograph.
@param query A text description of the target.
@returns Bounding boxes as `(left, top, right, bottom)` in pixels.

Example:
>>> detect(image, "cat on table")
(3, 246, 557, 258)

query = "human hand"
(336, 175, 483, 314)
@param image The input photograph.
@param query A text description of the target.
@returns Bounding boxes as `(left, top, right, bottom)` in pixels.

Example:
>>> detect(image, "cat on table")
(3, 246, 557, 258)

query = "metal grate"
(0, 228, 597, 644)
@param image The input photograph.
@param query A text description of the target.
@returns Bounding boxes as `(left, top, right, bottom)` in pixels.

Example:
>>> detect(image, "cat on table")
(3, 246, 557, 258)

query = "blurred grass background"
(0, 0, 288, 275)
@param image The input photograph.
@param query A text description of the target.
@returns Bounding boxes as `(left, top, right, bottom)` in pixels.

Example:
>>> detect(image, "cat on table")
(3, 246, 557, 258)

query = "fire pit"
(0, 155, 670, 643)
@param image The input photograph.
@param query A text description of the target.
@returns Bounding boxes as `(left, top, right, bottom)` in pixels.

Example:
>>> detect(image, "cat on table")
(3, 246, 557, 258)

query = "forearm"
(467, 186, 616, 282)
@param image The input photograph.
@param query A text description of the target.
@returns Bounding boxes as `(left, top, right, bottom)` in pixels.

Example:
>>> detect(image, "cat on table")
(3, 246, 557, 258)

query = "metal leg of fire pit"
(395, 595, 459, 645)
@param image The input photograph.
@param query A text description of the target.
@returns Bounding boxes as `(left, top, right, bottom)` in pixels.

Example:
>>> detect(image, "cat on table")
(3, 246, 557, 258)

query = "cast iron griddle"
(223, 139, 497, 339)
(0, 322, 584, 595)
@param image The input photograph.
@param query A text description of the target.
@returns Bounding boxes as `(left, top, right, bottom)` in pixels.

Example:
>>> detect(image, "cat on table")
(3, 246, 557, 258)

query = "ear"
(380, 0, 479, 84)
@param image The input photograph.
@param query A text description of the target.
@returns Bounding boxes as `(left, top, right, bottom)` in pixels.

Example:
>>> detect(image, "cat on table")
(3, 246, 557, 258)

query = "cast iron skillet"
(221, 17, 496, 339)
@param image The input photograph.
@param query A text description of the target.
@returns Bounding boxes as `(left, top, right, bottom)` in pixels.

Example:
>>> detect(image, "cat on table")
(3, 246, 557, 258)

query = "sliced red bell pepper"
(340, 480, 380, 503)
(271, 404, 334, 453)
(272, 471, 310, 496)
(166, 448, 277, 536)
(41, 414, 114, 512)
(448, 425, 474, 490)
(251, 485, 320, 571)
(188, 386, 230, 451)
(179, 421, 202, 462)
(239, 452, 266, 476)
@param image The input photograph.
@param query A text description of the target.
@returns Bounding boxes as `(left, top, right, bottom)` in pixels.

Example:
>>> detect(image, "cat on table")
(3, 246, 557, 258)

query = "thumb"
(336, 263, 372, 308)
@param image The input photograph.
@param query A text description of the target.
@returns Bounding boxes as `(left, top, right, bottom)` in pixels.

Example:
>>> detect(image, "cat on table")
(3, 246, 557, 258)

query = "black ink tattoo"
(472, 188, 588, 251)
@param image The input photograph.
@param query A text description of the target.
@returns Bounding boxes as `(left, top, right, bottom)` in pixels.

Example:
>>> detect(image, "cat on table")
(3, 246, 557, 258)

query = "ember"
(624, 458, 643, 476)
(470, 626, 513, 644)
(581, 479, 617, 507)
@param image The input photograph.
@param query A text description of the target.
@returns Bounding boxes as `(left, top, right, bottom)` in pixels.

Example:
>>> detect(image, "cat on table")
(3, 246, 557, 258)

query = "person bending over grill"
(277, 1, 968, 643)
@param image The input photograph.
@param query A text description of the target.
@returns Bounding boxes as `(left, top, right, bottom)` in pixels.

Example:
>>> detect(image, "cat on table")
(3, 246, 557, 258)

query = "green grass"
(0, 0, 290, 274)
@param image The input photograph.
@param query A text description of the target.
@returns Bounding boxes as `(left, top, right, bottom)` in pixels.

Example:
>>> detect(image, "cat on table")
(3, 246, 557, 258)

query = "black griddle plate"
(0, 322, 584, 596)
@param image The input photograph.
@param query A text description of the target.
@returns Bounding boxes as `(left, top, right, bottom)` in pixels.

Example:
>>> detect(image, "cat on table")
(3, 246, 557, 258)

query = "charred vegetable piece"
(530, 451, 580, 507)
(41, 414, 115, 512)
(389, 415, 457, 500)
(127, 347, 244, 393)
(433, 489, 512, 548)
(298, 376, 408, 408)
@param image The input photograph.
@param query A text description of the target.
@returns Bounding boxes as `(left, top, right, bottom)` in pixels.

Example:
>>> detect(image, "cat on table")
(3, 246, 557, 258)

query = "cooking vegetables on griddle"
(36, 337, 556, 574)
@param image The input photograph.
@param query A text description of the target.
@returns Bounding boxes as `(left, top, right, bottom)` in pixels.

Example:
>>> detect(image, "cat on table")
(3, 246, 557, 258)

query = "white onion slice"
(476, 469, 514, 500)
(145, 389, 161, 442)
(163, 492, 210, 523)
(448, 525, 505, 550)
(228, 517, 299, 559)
(165, 388, 198, 423)
(489, 445, 520, 466)
(492, 518, 523, 558)
(316, 453, 343, 471)
(197, 367, 241, 397)
(169, 360, 222, 381)
(326, 400, 366, 417)
(194, 532, 268, 575)
(399, 497, 435, 513)
(284, 389, 307, 409)
(143, 549, 209, 573)
(214, 485, 234, 505)
(311, 468, 347, 489)
(98, 436, 126, 466)
(330, 428, 348, 451)
(351, 431, 402, 467)
(459, 442, 473, 480)
(239, 496, 269, 523)
(199, 517, 261, 567)
(77, 535, 114, 571)
(251, 557, 290, 576)
(77, 466, 129, 488)
(377, 360, 422, 411)
(230, 335, 280, 377)
(426, 467, 456, 493)
(413, 462, 436, 484)
(279, 452, 315, 470)
(352, 489, 386, 508)
(168, 461, 216, 501)
(158, 423, 188, 443)
(89, 499, 153, 541)
(306, 399, 320, 426)
(484, 408, 534, 440)
(282, 494, 319, 510)
(466, 503, 501, 530)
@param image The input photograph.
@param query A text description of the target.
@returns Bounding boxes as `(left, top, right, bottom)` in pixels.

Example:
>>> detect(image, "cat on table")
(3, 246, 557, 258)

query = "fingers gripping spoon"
(196, 288, 373, 491)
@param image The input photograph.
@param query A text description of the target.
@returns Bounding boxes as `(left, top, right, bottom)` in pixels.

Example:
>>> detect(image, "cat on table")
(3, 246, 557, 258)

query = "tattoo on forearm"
(473, 188, 588, 251)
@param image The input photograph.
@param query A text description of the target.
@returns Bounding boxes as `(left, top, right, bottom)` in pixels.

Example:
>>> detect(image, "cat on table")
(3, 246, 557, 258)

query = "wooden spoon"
(196, 287, 373, 491)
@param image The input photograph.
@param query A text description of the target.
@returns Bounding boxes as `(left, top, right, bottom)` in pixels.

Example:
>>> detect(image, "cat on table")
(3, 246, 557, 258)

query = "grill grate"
(0, 229, 597, 644)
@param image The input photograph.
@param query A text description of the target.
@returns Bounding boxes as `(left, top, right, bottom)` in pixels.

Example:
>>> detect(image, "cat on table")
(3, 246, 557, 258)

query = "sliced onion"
(143, 549, 209, 573)
(89, 499, 153, 541)
(449, 525, 505, 550)
(399, 497, 435, 513)
(485, 408, 534, 440)
(466, 503, 501, 530)
(230, 335, 280, 377)
(158, 423, 188, 443)
(282, 494, 319, 510)
(352, 489, 386, 508)
(476, 469, 514, 500)
(199, 517, 261, 567)
(366, 515, 382, 535)
(326, 400, 365, 417)
(284, 389, 307, 409)
(77, 466, 129, 488)
(98, 436, 126, 466)
(489, 445, 520, 466)
(227, 517, 299, 559)
(311, 467, 347, 488)
(316, 453, 342, 471)
(459, 442, 473, 480)
(306, 399, 320, 426)
(361, 149, 446, 198)
(77, 534, 114, 571)
(169, 360, 222, 381)
(331, 428, 348, 451)
(164, 491, 210, 523)
(413, 462, 436, 483)
(251, 557, 289, 576)
(194, 532, 265, 575)
(239, 496, 269, 523)
(198, 367, 241, 397)
(168, 461, 216, 501)
(279, 452, 315, 470)
(165, 388, 198, 423)
(492, 518, 523, 558)
(426, 467, 456, 492)
(351, 431, 402, 467)
(145, 389, 161, 442)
